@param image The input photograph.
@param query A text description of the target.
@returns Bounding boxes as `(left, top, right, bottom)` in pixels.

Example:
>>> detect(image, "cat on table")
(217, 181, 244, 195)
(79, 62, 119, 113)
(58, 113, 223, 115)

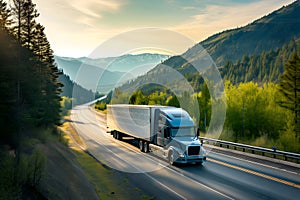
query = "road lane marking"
(208, 158, 300, 189)
(210, 151, 299, 175)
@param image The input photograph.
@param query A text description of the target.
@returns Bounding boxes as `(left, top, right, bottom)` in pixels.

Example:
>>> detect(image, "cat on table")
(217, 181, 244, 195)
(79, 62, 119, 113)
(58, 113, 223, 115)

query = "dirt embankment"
(38, 142, 99, 200)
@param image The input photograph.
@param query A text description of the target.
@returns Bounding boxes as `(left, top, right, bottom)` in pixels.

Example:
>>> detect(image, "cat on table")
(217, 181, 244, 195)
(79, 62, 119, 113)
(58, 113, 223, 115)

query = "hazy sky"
(33, 0, 294, 57)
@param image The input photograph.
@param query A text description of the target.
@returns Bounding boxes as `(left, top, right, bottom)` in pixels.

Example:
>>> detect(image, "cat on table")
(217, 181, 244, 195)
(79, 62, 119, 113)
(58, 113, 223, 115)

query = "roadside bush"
(0, 148, 46, 199)
(95, 101, 107, 111)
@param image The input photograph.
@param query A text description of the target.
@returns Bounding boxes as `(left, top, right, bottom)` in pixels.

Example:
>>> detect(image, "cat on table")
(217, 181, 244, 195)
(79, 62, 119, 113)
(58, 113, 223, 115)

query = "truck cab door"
(163, 127, 171, 146)
(157, 126, 170, 146)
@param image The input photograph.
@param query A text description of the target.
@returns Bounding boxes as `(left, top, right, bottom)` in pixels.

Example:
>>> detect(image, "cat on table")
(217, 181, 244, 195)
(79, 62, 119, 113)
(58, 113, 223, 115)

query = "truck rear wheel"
(139, 140, 144, 152)
(116, 132, 122, 140)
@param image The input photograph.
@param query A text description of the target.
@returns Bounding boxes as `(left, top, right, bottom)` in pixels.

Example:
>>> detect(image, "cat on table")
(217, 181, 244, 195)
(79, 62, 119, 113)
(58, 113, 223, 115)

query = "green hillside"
(200, 0, 300, 66)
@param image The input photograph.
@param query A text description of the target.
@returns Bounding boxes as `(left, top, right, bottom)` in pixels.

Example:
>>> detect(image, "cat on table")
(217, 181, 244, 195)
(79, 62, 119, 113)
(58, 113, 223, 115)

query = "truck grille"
(188, 146, 200, 156)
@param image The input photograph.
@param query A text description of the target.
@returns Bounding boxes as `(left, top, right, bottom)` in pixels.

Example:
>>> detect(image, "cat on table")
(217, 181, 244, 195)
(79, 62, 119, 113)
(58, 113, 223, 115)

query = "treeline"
(96, 82, 210, 135)
(221, 39, 299, 84)
(96, 80, 299, 153)
(0, 0, 61, 198)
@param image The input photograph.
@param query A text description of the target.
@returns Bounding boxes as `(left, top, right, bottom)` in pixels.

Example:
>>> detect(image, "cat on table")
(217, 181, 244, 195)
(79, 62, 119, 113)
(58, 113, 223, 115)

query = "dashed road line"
(208, 158, 300, 189)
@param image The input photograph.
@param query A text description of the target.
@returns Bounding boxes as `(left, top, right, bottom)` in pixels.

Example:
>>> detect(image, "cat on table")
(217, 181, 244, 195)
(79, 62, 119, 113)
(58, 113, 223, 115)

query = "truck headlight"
(179, 153, 185, 158)
(201, 149, 206, 157)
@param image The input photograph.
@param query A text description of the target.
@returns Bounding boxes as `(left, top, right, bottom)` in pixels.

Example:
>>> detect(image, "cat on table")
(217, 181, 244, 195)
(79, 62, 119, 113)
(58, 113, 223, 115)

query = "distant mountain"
(55, 53, 169, 93)
(78, 53, 169, 72)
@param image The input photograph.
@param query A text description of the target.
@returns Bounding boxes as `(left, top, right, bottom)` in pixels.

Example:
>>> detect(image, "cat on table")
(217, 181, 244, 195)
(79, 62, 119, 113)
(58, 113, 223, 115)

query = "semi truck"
(107, 104, 206, 165)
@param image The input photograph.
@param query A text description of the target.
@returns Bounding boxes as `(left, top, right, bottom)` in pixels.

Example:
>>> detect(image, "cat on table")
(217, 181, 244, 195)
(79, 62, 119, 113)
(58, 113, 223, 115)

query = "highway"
(71, 105, 300, 200)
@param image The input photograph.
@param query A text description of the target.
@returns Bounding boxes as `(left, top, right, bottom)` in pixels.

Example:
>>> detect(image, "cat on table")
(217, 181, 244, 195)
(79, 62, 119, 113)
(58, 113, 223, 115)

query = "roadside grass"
(60, 121, 122, 199)
(58, 116, 84, 147)
(71, 148, 127, 200)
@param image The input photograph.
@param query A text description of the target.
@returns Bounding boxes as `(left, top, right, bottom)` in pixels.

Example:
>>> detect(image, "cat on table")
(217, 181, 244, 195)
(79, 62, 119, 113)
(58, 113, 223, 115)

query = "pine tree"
(0, 0, 12, 30)
(197, 82, 211, 132)
(9, 0, 62, 128)
(11, 0, 39, 48)
(31, 23, 62, 126)
(22, 0, 39, 49)
(11, 0, 26, 41)
(279, 48, 300, 137)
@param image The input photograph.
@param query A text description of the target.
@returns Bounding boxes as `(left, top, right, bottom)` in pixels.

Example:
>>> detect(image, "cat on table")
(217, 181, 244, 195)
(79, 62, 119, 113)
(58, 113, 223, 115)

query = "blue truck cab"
(155, 107, 206, 165)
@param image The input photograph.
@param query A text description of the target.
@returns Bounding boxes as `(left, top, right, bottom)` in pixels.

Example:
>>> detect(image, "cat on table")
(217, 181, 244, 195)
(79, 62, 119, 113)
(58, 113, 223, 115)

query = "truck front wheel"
(139, 140, 144, 152)
(168, 151, 174, 165)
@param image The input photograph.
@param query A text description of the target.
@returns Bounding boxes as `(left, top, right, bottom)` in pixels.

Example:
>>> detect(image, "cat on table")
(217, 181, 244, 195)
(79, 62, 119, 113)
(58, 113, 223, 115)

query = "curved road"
(71, 105, 300, 200)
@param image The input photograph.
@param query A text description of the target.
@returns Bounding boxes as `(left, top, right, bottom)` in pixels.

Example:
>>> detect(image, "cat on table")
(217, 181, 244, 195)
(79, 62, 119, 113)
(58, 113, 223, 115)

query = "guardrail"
(199, 137, 300, 164)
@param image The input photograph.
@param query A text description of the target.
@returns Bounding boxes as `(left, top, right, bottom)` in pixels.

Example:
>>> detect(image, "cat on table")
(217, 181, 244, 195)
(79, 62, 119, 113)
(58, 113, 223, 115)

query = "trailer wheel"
(118, 133, 123, 140)
(139, 140, 144, 152)
(168, 151, 174, 165)
(143, 141, 149, 153)
(116, 132, 122, 140)
(112, 131, 116, 139)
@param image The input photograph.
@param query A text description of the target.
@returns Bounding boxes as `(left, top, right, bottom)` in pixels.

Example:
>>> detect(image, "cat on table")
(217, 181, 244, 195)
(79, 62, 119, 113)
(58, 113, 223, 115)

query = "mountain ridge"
(198, 0, 300, 66)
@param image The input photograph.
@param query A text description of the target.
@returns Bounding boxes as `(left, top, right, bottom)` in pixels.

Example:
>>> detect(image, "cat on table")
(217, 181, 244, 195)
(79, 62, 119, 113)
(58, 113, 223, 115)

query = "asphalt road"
(71, 105, 300, 200)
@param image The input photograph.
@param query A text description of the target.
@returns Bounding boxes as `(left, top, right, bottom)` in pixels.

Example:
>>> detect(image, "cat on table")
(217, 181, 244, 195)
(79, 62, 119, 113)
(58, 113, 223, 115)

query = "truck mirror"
(197, 128, 200, 137)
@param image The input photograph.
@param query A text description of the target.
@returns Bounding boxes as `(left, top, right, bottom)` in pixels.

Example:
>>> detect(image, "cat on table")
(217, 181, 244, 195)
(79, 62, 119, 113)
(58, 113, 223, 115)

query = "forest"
(0, 0, 62, 198)
(221, 39, 299, 84)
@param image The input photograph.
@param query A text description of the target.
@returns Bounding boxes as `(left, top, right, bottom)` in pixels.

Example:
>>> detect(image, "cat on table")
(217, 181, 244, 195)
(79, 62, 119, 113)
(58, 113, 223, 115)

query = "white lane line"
(207, 158, 300, 189)
(165, 166, 235, 200)
(210, 151, 299, 175)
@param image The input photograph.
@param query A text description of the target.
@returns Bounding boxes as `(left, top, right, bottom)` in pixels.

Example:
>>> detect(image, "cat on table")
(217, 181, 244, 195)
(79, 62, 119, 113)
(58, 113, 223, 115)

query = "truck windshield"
(171, 127, 195, 137)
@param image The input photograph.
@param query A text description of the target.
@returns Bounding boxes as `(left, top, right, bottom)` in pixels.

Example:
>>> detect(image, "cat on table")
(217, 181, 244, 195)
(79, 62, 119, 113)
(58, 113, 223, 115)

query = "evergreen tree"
(11, 0, 26, 41)
(166, 95, 180, 108)
(22, 0, 39, 49)
(11, 0, 39, 48)
(2, 0, 62, 132)
(278, 48, 300, 137)
(197, 82, 211, 132)
(0, 0, 12, 30)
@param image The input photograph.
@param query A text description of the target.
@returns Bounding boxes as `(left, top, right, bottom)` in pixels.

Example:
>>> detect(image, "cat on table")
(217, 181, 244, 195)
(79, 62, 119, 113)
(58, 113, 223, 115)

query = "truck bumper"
(175, 156, 206, 164)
